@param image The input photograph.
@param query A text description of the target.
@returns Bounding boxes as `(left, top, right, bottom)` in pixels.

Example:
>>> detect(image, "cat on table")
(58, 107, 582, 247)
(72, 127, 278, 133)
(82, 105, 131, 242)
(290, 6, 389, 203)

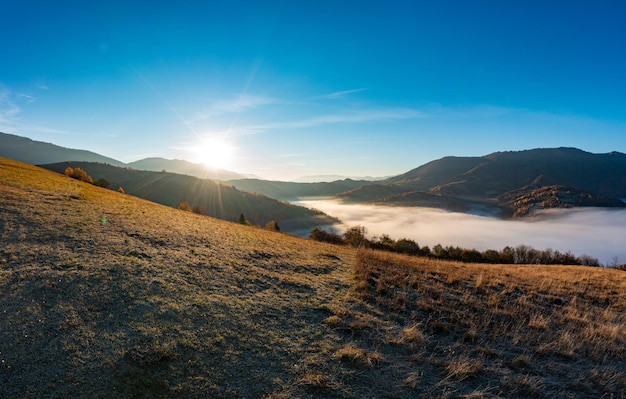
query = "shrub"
(264, 220, 280, 232)
(178, 202, 192, 212)
(391, 238, 420, 255)
(309, 227, 344, 245)
(344, 225, 368, 248)
(118, 187, 125, 194)
(64, 167, 93, 184)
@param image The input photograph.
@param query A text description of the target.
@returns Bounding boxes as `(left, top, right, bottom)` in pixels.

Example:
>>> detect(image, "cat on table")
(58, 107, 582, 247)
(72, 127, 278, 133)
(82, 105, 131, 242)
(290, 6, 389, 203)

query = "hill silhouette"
(1, 157, 625, 398)
(4, 132, 623, 217)
(224, 178, 369, 201)
(126, 157, 247, 181)
(0, 132, 124, 166)
(0, 132, 246, 182)
(388, 147, 626, 198)
(40, 161, 337, 231)
(342, 148, 626, 216)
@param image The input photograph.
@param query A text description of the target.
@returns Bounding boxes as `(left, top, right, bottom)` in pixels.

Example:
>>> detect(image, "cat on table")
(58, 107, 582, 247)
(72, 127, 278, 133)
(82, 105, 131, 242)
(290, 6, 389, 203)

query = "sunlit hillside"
(39, 161, 338, 231)
(1, 157, 624, 398)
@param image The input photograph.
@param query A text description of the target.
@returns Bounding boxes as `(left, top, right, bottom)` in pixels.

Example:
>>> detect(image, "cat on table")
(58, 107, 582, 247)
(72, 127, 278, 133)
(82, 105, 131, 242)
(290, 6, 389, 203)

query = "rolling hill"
(39, 161, 337, 232)
(388, 147, 626, 198)
(126, 158, 248, 181)
(0, 132, 124, 166)
(341, 148, 626, 216)
(0, 132, 246, 181)
(5, 132, 622, 217)
(223, 178, 369, 201)
(1, 157, 625, 398)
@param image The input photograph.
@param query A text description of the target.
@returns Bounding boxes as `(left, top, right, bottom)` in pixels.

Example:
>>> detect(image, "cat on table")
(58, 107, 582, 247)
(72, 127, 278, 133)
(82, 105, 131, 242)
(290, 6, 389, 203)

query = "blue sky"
(1, 1, 625, 180)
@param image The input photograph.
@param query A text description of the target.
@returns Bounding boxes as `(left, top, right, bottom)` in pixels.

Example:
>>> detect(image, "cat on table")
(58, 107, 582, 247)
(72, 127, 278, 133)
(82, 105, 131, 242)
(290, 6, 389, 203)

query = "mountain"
(224, 178, 370, 201)
(126, 157, 248, 181)
(0, 131, 124, 166)
(40, 161, 338, 232)
(0, 132, 248, 181)
(388, 147, 626, 198)
(341, 148, 626, 216)
(2, 156, 624, 398)
(293, 174, 387, 183)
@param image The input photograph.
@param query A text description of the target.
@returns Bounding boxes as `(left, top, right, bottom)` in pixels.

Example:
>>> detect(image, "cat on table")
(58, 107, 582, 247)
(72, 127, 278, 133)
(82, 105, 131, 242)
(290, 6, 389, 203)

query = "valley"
(1, 157, 625, 398)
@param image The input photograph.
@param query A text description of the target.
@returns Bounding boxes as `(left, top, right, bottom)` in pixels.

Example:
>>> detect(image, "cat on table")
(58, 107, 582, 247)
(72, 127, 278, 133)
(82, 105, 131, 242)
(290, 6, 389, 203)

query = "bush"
(64, 167, 93, 184)
(344, 225, 368, 248)
(309, 227, 344, 245)
(391, 238, 420, 256)
(178, 202, 192, 212)
(265, 220, 280, 232)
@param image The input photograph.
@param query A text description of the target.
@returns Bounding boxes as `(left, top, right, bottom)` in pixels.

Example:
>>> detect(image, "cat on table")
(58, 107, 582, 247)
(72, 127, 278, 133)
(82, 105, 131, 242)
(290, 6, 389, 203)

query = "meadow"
(1, 158, 624, 398)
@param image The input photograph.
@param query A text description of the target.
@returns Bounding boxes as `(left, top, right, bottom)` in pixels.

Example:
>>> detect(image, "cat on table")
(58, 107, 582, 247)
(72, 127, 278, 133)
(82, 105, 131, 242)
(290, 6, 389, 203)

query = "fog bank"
(297, 200, 626, 266)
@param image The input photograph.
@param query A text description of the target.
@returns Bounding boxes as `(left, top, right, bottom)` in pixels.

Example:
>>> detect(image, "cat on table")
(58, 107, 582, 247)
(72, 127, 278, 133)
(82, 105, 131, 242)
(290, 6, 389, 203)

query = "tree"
(64, 167, 93, 184)
(392, 238, 420, 255)
(482, 249, 501, 264)
(264, 220, 280, 232)
(309, 227, 344, 245)
(237, 213, 250, 224)
(343, 225, 368, 248)
(432, 244, 447, 259)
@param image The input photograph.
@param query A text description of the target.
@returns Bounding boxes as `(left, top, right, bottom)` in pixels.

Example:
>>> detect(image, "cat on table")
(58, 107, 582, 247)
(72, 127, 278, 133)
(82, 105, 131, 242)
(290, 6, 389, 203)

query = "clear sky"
(1, 1, 625, 181)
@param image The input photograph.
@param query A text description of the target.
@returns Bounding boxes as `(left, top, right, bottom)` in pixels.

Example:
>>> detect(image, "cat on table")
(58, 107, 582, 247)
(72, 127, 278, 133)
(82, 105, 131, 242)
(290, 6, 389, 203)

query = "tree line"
(177, 202, 281, 232)
(309, 226, 600, 266)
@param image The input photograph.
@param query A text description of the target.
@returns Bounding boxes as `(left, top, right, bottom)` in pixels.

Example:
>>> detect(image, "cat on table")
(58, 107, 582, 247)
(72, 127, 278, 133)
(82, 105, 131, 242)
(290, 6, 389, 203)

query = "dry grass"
(1, 157, 625, 398)
(0, 158, 355, 398)
(315, 248, 625, 398)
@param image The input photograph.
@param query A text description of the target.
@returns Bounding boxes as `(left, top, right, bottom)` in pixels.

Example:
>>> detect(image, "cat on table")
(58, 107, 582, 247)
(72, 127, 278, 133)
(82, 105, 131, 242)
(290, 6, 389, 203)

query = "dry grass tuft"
(445, 356, 484, 380)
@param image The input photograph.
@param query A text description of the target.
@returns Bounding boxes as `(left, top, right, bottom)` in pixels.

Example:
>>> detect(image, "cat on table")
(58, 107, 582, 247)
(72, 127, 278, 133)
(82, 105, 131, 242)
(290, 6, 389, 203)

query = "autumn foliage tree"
(178, 202, 192, 212)
(64, 167, 93, 184)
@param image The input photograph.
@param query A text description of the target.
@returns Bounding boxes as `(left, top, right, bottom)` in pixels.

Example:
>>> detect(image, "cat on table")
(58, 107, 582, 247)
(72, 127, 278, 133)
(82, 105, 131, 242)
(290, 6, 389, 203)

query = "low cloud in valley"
(298, 200, 626, 266)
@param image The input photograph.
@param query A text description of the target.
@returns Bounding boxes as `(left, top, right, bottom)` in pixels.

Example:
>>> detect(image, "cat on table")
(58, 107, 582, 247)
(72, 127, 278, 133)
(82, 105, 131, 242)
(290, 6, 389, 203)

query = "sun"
(193, 137, 235, 170)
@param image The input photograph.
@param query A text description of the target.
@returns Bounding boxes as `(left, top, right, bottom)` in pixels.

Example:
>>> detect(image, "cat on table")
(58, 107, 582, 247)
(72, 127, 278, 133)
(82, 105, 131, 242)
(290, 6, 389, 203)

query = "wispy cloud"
(195, 94, 279, 120)
(316, 88, 368, 99)
(16, 93, 37, 103)
(0, 83, 66, 135)
(35, 82, 49, 90)
(242, 107, 425, 132)
(0, 85, 23, 132)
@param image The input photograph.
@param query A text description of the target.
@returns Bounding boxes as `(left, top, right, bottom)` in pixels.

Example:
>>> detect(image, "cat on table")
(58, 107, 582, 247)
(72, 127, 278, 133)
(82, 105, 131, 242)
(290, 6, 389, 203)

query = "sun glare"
(193, 137, 235, 170)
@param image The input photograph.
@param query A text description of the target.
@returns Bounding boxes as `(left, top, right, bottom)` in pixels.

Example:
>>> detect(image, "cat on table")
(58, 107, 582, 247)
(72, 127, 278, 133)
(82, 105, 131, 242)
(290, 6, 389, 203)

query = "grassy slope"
(1, 157, 625, 398)
(39, 161, 338, 231)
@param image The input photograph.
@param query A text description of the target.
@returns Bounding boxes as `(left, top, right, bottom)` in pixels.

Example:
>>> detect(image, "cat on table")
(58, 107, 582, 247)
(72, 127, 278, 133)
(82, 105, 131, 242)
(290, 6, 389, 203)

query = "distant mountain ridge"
(343, 147, 626, 216)
(3, 132, 625, 217)
(0, 132, 246, 181)
(126, 157, 248, 181)
(388, 147, 626, 198)
(0, 132, 124, 166)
